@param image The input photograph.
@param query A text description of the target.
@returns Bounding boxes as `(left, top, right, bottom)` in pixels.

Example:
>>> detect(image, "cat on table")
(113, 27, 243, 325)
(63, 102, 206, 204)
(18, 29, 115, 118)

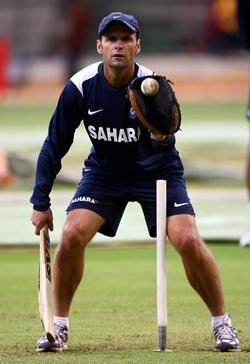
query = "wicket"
(155, 179, 171, 352)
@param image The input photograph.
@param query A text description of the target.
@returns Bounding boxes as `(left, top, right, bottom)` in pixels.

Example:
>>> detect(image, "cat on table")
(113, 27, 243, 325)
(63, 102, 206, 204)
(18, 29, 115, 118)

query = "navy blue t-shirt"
(31, 61, 181, 210)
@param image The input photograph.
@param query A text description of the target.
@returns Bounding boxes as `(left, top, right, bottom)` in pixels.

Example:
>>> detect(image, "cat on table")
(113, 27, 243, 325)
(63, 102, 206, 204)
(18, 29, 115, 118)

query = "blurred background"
(0, 0, 249, 244)
(0, 0, 247, 98)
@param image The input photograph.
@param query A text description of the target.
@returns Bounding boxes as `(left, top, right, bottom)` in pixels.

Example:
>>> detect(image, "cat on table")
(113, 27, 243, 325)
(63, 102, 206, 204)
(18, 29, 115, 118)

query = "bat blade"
(38, 226, 55, 342)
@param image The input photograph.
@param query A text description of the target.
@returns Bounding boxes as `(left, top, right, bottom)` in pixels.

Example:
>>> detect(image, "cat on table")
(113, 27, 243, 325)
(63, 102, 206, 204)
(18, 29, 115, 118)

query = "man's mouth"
(113, 53, 124, 58)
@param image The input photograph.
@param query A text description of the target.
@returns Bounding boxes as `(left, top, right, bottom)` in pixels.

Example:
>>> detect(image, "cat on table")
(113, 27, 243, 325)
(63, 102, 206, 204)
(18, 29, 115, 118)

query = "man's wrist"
(33, 204, 50, 212)
(152, 135, 168, 145)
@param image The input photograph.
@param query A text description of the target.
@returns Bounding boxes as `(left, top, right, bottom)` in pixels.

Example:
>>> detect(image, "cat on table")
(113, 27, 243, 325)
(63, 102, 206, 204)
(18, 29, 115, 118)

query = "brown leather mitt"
(128, 75, 181, 134)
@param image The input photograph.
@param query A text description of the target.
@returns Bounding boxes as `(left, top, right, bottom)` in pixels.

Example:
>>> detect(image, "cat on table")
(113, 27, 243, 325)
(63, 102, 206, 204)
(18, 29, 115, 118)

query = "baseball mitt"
(128, 75, 181, 134)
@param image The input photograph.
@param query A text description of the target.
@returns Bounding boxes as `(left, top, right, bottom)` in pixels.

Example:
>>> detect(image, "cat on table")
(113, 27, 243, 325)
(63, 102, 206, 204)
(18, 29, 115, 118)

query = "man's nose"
(114, 40, 123, 49)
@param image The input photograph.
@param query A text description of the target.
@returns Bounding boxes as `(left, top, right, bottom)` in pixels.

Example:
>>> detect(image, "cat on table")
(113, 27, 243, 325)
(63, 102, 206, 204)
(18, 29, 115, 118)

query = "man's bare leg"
(167, 214, 225, 316)
(53, 209, 105, 317)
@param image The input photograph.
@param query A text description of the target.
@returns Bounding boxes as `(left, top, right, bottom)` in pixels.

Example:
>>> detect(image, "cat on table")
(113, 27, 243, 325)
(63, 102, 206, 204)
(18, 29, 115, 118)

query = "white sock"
(211, 313, 230, 329)
(54, 316, 69, 329)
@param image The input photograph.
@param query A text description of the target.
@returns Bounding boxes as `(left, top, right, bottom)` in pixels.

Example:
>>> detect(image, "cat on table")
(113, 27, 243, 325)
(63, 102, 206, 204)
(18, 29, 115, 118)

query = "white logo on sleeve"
(174, 202, 189, 207)
(88, 108, 104, 115)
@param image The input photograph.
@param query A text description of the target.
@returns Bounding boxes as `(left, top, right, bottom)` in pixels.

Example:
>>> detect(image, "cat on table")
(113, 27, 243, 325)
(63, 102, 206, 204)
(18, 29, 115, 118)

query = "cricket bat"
(38, 225, 55, 342)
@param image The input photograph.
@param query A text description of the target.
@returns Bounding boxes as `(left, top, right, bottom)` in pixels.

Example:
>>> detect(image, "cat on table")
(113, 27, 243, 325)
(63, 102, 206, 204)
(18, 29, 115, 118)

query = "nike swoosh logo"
(174, 202, 189, 207)
(113, 15, 122, 19)
(88, 108, 104, 115)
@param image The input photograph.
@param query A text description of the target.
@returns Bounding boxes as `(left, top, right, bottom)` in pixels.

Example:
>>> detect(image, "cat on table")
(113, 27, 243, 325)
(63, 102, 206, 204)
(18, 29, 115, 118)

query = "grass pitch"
(0, 243, 249, 363)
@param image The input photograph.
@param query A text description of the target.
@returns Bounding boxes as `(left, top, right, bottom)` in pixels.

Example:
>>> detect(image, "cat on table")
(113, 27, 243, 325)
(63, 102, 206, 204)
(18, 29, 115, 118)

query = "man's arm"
(30, 81, 84, 218)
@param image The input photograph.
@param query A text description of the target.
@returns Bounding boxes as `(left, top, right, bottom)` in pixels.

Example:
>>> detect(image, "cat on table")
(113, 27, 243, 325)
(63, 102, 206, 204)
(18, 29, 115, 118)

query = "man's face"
(97, 22, 141, 70)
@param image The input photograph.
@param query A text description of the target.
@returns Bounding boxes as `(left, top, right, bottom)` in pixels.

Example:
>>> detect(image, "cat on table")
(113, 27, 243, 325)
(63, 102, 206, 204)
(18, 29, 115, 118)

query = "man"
(31, 12, 240, 352)
(238, 0, 250, 247)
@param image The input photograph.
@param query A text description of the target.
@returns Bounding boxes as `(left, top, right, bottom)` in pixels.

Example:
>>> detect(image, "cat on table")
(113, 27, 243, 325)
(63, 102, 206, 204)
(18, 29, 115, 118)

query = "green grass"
(0, 101, 246, 127)
(181, 101, 246, 122)
(0, 244, 249, 363)
(0, 105, 54, 129)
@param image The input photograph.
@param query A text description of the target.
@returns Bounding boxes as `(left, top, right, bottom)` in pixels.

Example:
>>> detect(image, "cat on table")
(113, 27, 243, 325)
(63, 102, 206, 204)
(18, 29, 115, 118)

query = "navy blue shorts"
(67, 166, 195, 238)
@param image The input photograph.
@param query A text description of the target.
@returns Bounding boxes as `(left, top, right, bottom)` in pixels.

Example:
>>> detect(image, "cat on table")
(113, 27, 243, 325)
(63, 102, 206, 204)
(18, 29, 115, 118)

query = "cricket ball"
(141, 77, 159, 97)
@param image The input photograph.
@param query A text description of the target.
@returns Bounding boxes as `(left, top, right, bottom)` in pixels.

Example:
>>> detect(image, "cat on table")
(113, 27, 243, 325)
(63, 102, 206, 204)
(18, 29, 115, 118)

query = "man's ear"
(135, 39, 141, 54)
(96, 39, 103, 55)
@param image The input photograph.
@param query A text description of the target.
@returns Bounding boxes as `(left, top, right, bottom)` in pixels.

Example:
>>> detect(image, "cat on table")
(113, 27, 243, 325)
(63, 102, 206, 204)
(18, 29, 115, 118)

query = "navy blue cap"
(98, 12, 139, 38)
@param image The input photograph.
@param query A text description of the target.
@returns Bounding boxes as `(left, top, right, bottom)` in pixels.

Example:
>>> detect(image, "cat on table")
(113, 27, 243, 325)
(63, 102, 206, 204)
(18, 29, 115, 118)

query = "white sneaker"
(36, 324, 68, 352)
(239, 228, 250, 247)
(213, 314, 240, 352)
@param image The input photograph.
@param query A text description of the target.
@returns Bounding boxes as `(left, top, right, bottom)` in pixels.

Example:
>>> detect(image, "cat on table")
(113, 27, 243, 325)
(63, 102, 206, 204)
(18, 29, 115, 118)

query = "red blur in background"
(0, 38, 10, 92)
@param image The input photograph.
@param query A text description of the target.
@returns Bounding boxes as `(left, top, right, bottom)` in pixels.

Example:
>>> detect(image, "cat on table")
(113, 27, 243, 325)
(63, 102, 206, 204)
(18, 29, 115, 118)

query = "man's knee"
(61, 221, 90, 249)
(171, 230, 202, 256)
(60, 209, 105, 249)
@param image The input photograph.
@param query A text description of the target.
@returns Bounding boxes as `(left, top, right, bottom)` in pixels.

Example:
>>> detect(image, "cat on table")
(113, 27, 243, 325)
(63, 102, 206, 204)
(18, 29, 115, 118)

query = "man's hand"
(31, 208, 54, 235)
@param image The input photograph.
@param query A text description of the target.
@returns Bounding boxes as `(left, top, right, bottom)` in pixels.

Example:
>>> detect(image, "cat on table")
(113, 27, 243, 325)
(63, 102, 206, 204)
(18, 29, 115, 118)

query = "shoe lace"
(213, 323, 237, 341)
(55, 324, 68, 343)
